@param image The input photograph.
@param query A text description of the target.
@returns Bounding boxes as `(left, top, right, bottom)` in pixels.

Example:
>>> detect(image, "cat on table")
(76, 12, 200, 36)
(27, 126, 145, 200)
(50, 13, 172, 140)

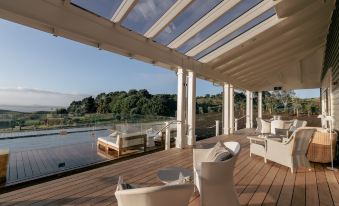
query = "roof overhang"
(0, 0, 335, 91)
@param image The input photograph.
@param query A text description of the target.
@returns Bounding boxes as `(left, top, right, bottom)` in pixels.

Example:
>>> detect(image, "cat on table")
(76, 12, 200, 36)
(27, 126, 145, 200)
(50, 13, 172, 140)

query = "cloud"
(0, 88, 89, 107)
(128, 0, 174, 22)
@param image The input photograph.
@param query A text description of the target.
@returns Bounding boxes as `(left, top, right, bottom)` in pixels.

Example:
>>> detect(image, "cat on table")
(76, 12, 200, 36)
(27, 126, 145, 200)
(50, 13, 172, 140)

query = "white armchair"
(250, 128, 316, 173)
(193, 141, 241, 206)
(115, 183, 194, 206)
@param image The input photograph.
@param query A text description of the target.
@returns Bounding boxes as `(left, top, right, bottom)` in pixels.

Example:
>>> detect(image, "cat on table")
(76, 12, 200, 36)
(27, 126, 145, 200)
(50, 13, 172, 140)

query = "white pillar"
(223, 83, 230, 135)
(187, 71, 196, 146)
(250, 91, 253, 128)
(258, 91, 263, 119)
(229, 85, 235, 134)
(176, 68, 186, 149)
(246, 90, 251, 128)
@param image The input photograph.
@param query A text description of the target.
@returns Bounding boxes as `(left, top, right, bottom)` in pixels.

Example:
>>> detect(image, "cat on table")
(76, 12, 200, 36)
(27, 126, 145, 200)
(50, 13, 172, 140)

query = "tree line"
(59, 89, 320, 117)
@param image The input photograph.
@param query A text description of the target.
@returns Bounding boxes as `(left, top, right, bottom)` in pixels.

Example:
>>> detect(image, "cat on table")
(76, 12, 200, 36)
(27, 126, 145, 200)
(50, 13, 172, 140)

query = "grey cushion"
(275, 128, 289, 136)
(206, 141, 232, 162)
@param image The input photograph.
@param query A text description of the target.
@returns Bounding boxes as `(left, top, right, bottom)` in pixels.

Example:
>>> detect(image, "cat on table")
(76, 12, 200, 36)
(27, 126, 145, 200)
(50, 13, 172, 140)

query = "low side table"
(157, 167, 193, 184)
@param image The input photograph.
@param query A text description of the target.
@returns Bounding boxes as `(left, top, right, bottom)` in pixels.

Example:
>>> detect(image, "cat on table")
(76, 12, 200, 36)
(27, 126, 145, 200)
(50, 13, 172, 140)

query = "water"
(0, 130, 111, 152)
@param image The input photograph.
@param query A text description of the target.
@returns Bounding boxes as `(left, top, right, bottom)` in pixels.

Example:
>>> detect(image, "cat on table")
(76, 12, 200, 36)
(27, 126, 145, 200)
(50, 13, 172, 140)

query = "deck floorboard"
(0, 130, 338, 206)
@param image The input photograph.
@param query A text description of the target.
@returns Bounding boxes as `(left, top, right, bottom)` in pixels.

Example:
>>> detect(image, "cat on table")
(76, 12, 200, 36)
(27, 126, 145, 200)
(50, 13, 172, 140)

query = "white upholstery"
(98, 131, 145, 148)
(115, 183, 194, 206)
(193, 141, 240, 206)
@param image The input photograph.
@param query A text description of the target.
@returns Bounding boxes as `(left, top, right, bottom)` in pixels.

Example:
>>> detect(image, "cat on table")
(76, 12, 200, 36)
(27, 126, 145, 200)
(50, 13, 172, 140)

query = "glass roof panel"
(194, 7, 276, 60)
(71, 0, 123, 20)
(177, 0, 262, 54)
(122, 0, 177, 35)
(153, 0, 222, 46)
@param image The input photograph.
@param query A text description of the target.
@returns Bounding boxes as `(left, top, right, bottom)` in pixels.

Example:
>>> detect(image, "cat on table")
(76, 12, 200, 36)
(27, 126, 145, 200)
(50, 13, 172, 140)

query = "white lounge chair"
(97, 131, 146, 157)
(115, 183, 194, 206)
(193, 141, 241, 206)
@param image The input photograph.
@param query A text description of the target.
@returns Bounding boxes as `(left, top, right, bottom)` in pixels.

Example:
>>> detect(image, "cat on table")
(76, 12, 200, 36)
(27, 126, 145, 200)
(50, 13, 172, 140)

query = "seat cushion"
(206, 141, 232, 162)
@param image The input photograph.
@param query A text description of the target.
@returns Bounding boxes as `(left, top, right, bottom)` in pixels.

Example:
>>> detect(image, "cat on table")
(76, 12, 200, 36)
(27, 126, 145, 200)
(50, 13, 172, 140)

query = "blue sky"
(0, 19, 319, 106)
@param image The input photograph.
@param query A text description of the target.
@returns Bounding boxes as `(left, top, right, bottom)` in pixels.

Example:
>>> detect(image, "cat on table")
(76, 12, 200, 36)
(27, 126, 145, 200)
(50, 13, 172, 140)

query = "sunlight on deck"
(0, 129, 338, 206)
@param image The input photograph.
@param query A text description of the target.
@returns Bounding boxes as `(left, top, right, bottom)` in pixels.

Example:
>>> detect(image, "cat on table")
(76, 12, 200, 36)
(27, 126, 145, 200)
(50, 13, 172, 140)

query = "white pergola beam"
(215, 8, 330, 72)
(231, 39, 324, 82)
(221, 28, 327, 76)
(176, 68, 187, 149)
(186, 0, 276, 57)
(144, 0, 192, 38)
(168, 0, 240, 49)
(199, 15, 283, 63)
(111, 0, 137, 23)
(0, 0, 227, 84)
(239, 48, 320, 90)
(187, 71, 196, 146)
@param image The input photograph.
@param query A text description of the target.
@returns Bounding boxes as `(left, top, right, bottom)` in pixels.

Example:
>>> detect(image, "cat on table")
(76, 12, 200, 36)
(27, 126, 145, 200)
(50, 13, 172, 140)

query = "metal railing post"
(235, 119, 238, 131)
(165, 122, 171, 150)
(215, 120, 220, 136)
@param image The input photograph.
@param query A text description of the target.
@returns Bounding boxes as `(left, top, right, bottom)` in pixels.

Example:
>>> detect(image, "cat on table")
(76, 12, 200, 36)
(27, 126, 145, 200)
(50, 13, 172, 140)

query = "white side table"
(157, 167, 193, 184)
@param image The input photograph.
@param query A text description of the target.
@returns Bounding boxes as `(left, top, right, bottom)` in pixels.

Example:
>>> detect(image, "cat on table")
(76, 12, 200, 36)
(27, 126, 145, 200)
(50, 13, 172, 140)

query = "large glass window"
(177, 0, 262, 54)
(71, 0, 123, 20)
(153, 0, 222, 46)
(194, 7, 276, 60)
(122, 0, 176, 35)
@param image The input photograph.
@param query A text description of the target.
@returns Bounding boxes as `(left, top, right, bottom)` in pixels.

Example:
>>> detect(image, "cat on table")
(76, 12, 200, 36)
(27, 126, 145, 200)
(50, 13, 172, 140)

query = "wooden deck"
(0, 131, 339, 206)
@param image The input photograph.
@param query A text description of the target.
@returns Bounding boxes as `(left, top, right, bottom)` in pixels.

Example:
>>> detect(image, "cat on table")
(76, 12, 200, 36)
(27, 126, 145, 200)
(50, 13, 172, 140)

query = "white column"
(246, 90, 251, 128)
(229, 85, 235, 134)
(187, 71, 196, 146)
(258, 91, 263, 119)
(223, 83, 230, 135)
(176, 68, 186, 149)
(250, 91, 253, 128)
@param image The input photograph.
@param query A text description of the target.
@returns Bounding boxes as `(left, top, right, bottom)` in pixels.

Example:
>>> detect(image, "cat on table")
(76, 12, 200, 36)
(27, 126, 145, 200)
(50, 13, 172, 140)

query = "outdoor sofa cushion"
(205, 141, 232, 162)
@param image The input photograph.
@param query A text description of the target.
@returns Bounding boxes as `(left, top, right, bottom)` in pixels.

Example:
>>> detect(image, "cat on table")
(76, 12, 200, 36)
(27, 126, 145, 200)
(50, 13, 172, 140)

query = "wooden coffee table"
(0, 149, 9, 184)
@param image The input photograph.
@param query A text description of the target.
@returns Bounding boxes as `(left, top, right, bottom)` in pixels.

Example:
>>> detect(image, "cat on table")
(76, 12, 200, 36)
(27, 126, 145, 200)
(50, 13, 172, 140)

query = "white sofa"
(193, 141, 241, 206)
(115, 183, 194, 206)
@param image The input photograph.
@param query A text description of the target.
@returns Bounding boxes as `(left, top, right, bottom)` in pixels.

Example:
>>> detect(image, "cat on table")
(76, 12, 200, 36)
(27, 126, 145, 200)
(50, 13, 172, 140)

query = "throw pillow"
(260, 119, 271, 134)
(256, 118, 262, 133)
(206, 141, 232, 162)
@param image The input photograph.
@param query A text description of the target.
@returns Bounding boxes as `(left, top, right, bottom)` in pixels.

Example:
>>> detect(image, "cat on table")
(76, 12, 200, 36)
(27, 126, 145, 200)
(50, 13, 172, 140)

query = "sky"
(0, 19, 319, 108)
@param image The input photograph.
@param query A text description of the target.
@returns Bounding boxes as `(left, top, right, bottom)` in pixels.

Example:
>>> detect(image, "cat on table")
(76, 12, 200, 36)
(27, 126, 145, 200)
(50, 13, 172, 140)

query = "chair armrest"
(247, 136, 266, 142)
(266, 139, 290, 153)
(193, 148, 210, 169)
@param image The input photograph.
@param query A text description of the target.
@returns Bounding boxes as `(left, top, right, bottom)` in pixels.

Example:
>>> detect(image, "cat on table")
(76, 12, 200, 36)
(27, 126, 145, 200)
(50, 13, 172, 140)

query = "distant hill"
(0, 105, 61, 113)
